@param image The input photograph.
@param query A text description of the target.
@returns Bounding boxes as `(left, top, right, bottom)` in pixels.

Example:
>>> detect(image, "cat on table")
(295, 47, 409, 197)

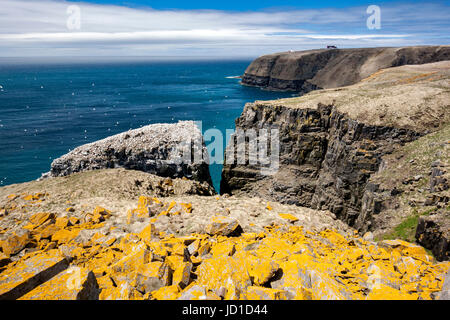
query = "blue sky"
(68, 0, 448, 10)
(0, 0, 449, 58)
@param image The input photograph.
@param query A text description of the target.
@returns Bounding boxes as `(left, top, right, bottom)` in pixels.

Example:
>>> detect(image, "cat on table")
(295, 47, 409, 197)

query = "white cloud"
(0, 0, 448, 57)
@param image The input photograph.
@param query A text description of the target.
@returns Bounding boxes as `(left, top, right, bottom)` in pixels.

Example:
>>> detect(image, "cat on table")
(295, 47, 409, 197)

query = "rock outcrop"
(416, 212, 449, 262)
(242, 45, 450, 93)
(1, 190, 449, 300)
(222, 62, 450, 233)
(354, 123, 449, 260)
(45, 121, 213, 188)
(0, 177, 350, 243)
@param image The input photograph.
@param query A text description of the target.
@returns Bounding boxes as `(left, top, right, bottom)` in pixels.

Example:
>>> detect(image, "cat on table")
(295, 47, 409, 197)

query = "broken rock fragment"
(0, 229, 32, 256)
(205, 216, 243, 237)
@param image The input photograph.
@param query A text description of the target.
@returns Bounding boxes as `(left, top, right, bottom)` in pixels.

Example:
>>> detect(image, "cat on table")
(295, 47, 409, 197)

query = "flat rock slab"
(0, 250, 70, 300)
(19, 267, 99, 300)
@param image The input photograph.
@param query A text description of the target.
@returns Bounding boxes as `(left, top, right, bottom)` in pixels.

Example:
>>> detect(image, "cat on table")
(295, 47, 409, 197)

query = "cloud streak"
(0, 0, 448, 57)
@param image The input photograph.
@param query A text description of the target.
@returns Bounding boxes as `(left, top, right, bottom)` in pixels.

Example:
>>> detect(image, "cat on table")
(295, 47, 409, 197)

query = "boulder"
(246, 286, 286, 300)
(0, 229, 32, 256)
(205, 216, 242, 237)
(416, 212, 449, 261)
(430, 161, 448, 193)
(172, 262, 193, 289)
(131, 262, 166, 294)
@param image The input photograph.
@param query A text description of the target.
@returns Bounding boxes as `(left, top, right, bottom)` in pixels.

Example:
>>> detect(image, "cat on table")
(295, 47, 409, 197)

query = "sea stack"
(46, 121, 213, 188)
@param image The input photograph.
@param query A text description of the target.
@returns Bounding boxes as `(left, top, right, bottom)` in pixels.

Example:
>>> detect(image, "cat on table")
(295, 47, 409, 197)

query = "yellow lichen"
(0, 195, 448, 301)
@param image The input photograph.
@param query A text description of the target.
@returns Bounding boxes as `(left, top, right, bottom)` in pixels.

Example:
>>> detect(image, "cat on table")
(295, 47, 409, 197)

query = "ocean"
(0, 59, 294, 192)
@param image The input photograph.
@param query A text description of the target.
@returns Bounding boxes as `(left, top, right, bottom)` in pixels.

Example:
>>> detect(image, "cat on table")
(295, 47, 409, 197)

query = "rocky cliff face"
(242, 46, 450, 93)
(221, 103, 419, 226)
(222, 62, 450, 236)
(45, 121, 213, 188)
(356, 124, 449, 261)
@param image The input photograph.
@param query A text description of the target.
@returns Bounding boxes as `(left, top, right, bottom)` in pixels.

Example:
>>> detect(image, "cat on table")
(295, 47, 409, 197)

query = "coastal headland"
(0, 46, 449, 300)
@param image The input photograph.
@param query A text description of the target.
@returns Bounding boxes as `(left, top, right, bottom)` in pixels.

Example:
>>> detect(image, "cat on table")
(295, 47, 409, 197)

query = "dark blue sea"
(0, 59, 294, 192)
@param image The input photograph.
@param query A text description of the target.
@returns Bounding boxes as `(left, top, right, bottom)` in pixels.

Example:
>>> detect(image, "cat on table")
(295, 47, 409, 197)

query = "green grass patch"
(378, 208, 435, 243)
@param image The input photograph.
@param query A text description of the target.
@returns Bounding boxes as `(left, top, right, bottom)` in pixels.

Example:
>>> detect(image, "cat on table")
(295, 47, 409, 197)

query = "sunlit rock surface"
(0, 193, 448, 300)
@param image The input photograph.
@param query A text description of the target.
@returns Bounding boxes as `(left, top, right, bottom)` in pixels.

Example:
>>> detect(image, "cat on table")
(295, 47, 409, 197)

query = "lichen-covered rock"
(205, 216, 243, 237)
(29, 212, 55, 228)
(0, 229, 33, 256)
(172, 262, 192, 289)
(151, 285, 180, 300)
(0, 195, 449, 300)
(246, 286, 286, 300)
(278, 213, 299, 223)
(0, 250, 70, 300)
(131, 262, 166, 294)
(178, 285, 207, 300)
(19, 267, 99, 300)
(246, 257, 279, 286)
(46, 121, 213, 188)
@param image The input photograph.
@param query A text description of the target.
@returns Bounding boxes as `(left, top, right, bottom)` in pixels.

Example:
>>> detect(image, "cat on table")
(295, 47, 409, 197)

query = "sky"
(0, 0, 449, 58)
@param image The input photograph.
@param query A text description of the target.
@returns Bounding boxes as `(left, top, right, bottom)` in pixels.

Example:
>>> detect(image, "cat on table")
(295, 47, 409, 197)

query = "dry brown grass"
(256, 61, 450, 133)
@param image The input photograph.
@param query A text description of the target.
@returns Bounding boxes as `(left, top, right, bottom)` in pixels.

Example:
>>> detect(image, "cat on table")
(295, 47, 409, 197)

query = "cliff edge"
(222, 61, 450, 259)
(242, 46, 450, 93)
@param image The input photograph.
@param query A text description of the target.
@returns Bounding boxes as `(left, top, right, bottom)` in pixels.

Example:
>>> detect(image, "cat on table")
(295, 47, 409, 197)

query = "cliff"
(360, 124, 449, 261)
(222, 61, 450, 258)
(242, 45, 450, 93)
(0, 52, 449, 301)
(45, 121, 214, 188)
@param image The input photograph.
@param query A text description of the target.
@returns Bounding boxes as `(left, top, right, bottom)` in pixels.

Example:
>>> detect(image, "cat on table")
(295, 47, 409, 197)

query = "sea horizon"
(0, 59, 294, 191)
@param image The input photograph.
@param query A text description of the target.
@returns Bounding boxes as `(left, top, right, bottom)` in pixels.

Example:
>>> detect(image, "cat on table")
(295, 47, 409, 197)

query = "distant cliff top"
(242, 45, 450, 93)
(251, 61, 450, 132)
